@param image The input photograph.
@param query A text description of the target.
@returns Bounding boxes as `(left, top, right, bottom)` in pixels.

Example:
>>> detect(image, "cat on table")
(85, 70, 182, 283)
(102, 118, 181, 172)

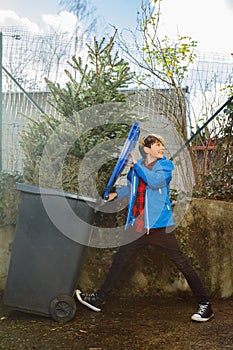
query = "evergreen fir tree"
(20, 32, 136, 196)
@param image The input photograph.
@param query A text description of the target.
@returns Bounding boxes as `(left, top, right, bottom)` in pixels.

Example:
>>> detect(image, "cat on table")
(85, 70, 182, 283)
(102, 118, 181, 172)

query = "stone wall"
(0, 226, 14, 289)
(0, 173, 21, 290)
(1, 198, 233, 298)
(79, 198, 233, 299)
(179, 198, 233, 298)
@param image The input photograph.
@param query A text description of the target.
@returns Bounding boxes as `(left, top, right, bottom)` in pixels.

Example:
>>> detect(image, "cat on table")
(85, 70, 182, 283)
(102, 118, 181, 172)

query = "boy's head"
(139, 134, 165, 157)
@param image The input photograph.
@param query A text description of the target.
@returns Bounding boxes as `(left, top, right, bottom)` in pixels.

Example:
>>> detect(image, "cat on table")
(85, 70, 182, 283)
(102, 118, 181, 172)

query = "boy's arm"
(116, 186, 130, 199)
(107, 185, 130, 202)
(133, 162, 173, 189)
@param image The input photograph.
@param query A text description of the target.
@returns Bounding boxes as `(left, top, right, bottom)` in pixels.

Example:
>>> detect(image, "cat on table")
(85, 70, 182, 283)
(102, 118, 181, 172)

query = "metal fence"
(0, 26, 232, 173)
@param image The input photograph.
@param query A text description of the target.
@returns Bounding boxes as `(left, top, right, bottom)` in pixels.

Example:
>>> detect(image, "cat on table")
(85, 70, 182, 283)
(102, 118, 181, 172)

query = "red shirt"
(133, 161, 156, 233)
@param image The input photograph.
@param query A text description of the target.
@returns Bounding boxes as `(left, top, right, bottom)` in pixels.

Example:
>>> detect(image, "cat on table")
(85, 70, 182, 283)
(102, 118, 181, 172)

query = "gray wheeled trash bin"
(3, 182, 98, 323)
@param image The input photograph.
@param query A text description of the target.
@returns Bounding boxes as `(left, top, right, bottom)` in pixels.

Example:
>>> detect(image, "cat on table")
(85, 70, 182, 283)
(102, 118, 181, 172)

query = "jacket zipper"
(145, 189, 150, 234)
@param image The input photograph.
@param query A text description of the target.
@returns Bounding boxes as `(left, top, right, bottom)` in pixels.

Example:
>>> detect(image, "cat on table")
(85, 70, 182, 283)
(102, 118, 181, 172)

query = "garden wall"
(0, 226, 14, 289)
(79, 198, 233, 299)
(0, 173, 20, 290)
(1, 197, 233, 299)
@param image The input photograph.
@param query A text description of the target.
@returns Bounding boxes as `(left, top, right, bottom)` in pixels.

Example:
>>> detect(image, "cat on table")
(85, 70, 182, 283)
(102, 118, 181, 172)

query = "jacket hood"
(156, 156, 174, 171)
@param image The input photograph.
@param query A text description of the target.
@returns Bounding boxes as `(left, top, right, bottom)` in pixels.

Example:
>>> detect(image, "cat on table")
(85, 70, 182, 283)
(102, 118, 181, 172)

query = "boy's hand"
(107, 192, 118, 201)
(127, 151, 136, 167)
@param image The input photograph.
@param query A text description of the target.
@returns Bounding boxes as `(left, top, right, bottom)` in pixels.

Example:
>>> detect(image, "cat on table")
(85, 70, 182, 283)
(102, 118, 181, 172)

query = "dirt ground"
(0, 291, 233, 350)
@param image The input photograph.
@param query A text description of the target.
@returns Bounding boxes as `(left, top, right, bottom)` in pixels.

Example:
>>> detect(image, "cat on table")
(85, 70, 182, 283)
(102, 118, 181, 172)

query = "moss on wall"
(79, 199, 233, 299)
(0, 172, 21, 228)
(1, 188, 232, 298)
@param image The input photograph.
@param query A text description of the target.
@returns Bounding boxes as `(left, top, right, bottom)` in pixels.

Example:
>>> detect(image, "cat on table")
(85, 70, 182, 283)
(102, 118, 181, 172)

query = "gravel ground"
(0, 291, 233, 350)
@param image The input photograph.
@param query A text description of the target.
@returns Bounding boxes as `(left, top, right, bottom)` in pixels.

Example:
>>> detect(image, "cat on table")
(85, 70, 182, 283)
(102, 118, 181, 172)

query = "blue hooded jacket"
(116, 156, 175, 231)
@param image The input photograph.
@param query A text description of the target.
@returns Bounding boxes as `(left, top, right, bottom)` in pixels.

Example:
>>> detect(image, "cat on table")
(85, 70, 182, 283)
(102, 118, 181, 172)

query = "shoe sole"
(191, 313, 214, 322)
(75, 289, 101, 312)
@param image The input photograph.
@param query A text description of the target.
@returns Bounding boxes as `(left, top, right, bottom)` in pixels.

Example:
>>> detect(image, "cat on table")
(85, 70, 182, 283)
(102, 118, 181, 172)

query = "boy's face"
(144, 141, 165, 159)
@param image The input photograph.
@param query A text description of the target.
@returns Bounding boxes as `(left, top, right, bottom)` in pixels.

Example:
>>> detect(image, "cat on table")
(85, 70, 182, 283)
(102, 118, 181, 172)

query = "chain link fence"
(1, 26, 232, 173)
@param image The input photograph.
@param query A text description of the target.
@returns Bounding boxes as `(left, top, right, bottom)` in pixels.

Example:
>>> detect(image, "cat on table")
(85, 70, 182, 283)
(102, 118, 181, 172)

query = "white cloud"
(0, 10, 40, 32)
(0, 9, 79, 35)
(42, 11, 78, 34)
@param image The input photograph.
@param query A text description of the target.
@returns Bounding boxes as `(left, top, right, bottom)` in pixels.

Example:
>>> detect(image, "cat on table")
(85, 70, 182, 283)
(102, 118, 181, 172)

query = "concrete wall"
(1, 199, 232, 298)
(79, 198, 233, 299)
(180, 198, 233, 298)
(0, 226, 14, 289)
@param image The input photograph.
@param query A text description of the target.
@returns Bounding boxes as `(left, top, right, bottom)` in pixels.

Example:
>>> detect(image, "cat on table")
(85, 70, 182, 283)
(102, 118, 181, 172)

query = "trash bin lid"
(14, 182, 100, 204)
(103, 121, 140, 200)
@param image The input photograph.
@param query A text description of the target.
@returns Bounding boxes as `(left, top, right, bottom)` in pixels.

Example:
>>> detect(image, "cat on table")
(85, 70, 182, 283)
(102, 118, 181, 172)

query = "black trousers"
(100, 228, 208, 304)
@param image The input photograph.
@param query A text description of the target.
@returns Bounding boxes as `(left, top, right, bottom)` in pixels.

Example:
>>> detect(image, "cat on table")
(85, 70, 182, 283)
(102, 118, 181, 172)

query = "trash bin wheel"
(50, 294, 76, 323)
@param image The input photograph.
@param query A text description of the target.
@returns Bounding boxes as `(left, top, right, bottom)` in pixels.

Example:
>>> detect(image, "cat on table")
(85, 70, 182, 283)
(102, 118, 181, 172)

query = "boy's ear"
(143, 146, 151, 154)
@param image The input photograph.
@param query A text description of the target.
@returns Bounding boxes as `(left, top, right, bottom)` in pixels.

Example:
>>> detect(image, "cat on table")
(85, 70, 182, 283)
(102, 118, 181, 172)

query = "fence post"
(0, 32, 2, 171)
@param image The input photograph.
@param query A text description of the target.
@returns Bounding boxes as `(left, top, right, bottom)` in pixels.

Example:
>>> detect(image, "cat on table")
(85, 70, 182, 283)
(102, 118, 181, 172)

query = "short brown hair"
(139, 134, 165, 157)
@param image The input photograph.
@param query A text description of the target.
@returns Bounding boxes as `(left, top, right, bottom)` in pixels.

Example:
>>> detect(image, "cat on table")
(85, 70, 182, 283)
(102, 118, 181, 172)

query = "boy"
(76, 134, 214, 322)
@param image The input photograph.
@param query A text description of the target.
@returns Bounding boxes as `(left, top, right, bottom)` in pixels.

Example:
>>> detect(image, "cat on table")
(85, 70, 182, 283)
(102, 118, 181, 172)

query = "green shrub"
(20, 34, 137, 196)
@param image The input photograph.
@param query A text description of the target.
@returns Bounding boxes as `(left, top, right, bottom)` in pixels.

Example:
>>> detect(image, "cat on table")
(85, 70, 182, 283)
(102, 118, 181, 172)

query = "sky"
(0, 0, 232, 54)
